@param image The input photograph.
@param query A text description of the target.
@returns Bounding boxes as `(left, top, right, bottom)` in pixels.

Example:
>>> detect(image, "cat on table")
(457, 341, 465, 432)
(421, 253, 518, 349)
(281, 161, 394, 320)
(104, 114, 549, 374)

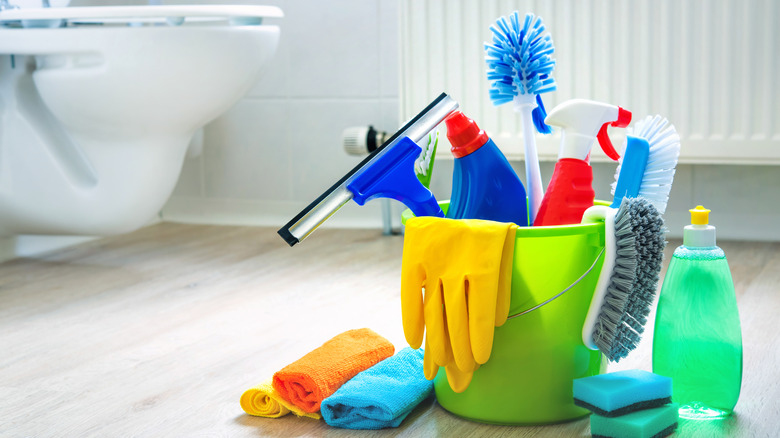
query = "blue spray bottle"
(444, 111, 528, 226)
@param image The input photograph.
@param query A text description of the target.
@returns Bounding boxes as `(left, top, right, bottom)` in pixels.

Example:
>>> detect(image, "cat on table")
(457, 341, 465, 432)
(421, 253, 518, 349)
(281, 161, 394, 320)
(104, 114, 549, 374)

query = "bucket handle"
(506, 247, 605, 320)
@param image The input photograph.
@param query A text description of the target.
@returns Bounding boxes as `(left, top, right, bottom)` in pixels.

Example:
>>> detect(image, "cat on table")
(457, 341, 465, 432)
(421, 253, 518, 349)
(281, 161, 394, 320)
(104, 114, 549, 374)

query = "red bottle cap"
(445, 111, 489, 158)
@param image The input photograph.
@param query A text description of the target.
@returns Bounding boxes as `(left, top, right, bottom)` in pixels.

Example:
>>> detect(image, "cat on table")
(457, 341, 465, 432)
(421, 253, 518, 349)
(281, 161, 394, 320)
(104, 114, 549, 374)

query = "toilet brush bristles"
(485, 11, 556, 132)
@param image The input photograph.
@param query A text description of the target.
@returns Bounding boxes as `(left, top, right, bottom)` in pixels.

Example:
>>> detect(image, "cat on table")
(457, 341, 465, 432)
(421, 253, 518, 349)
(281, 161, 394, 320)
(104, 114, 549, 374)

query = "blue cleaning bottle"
(444, 111, 528, 226)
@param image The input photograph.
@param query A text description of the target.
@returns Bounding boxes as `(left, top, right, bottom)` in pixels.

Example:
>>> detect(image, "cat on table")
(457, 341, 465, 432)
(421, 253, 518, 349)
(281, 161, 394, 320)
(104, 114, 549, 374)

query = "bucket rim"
(401, 200, 608, 237)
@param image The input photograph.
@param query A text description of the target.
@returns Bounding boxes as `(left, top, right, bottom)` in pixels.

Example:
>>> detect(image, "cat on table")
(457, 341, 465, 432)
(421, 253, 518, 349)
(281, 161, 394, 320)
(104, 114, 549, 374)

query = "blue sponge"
(590, 403, 679, 438)
(573, 370, 672, 417)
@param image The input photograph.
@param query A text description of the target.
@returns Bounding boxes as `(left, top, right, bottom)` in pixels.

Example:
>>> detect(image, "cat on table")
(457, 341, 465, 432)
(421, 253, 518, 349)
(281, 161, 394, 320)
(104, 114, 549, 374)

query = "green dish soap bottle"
(652, 205, 742, 420)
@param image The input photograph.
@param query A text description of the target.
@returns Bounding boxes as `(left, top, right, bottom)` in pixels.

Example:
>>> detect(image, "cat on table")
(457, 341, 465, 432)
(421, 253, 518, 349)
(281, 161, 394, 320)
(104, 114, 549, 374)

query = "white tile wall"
(160, 0, 780, 241)
(5, 0, 778, 262)
(203, 98, 292, 201)
(161, 0, 403, 232)
(429, 160, 780, 241)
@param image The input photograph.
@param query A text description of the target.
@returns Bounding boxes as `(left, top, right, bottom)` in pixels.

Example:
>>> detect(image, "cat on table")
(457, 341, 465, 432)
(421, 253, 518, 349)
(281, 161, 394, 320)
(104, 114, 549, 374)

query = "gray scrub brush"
(581, 197, 666, 362)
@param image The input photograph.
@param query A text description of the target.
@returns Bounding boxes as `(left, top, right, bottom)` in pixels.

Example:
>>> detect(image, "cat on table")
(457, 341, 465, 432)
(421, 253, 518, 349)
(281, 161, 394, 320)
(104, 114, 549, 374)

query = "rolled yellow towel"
(240, 379, 321, 419)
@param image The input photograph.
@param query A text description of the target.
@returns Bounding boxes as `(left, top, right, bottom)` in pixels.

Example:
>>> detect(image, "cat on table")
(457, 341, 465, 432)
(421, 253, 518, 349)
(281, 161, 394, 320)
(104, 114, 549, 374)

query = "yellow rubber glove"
(401, 217, 517, 393)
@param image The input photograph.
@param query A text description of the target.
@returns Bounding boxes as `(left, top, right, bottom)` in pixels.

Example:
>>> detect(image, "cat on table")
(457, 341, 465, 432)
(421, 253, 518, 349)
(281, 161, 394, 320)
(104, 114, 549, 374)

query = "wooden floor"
(1, 223, 778, 437)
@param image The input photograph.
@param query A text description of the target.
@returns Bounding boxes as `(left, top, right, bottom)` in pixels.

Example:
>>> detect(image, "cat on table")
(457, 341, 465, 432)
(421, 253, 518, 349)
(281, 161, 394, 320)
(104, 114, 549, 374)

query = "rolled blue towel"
(320, 347, 432, 429)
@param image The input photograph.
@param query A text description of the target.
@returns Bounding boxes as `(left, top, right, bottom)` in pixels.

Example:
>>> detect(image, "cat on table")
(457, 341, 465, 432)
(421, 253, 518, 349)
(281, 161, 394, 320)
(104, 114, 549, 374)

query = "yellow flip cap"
(689, 205, 711, 225)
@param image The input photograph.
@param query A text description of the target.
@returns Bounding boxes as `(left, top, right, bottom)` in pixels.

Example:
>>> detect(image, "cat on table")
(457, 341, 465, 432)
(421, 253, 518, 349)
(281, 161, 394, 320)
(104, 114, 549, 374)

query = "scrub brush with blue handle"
(578, 116, 678, 360)
(611, 115, 681, 214)
(581, 197, 665, 362)
(485, 11, 556, 224)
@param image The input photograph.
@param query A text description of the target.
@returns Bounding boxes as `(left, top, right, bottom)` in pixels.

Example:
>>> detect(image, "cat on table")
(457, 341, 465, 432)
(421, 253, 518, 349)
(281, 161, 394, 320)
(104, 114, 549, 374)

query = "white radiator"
(400, 0, 779, 164)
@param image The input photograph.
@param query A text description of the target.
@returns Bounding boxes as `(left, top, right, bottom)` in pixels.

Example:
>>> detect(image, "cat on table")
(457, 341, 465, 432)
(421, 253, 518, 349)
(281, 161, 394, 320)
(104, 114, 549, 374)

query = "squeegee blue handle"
(347, 136, 444, 218)
(610, 135, 650, 209)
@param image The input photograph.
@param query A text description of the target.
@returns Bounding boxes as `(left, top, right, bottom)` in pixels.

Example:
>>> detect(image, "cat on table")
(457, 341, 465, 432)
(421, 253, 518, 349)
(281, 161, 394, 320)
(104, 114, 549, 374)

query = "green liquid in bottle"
(652, 246, 743, 420)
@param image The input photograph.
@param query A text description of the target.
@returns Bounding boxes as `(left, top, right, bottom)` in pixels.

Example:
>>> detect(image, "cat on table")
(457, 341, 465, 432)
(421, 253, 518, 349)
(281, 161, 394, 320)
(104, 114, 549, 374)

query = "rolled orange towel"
(272, 328, 395, 413)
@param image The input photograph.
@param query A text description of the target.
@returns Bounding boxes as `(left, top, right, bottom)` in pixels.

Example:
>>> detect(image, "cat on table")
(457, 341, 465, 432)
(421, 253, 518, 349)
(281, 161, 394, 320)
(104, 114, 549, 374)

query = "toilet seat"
(0, 5, 283, 27)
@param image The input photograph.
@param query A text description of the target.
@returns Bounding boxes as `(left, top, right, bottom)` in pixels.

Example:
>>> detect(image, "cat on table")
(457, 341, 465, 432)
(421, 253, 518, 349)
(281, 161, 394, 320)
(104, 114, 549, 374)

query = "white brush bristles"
(414, 129, 438, 178)
(612, 115, 681, 214)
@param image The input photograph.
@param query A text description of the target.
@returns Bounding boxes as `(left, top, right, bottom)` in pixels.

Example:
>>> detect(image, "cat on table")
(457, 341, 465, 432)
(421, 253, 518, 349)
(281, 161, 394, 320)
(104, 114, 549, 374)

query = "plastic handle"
(580, 205, 616, 350)
(610, 135, 650, 208)
(518, 98, 545, 224)
(347, 136, 444, 218)
(596, 107, 632, 161)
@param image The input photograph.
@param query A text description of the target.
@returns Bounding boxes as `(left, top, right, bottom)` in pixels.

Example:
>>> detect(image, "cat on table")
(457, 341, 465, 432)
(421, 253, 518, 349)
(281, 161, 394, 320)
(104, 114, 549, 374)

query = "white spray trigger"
(545, 99, 631, 161)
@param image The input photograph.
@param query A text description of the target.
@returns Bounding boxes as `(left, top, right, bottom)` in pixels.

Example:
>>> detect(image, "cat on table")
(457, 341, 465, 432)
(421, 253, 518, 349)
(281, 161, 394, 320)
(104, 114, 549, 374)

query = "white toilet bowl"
(0, 5, 282, 235)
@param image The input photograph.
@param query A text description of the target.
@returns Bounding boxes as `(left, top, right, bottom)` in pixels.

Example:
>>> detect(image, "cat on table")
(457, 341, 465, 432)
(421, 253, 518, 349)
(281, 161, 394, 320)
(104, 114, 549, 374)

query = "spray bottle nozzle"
(545, 99, 632, 161)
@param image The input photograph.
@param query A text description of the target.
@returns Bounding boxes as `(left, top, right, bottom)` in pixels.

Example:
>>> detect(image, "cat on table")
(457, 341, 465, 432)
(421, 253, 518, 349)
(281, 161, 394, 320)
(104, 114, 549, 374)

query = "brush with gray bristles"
(581, 197, 666, 362)
(609, 197, 665, 361)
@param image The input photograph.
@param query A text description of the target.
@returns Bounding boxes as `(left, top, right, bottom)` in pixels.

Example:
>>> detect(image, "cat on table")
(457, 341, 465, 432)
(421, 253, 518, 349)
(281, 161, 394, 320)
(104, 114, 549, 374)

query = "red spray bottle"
(534, 99, 632, 226)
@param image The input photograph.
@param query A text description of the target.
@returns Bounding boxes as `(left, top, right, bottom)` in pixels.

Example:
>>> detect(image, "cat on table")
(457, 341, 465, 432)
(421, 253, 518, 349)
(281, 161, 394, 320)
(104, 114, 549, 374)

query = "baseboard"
(0, 217, 164, 263)
(163, 196, 774, 243)
(0, 198, 766, 264)
(0, 235, 99, 263)
(160, 196, 396, 230)
(664, 211, 779, 243)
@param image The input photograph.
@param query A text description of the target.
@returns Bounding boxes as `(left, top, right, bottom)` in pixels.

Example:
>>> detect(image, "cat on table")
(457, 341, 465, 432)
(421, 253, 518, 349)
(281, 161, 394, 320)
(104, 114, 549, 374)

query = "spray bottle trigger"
(596, 107, 632, 161)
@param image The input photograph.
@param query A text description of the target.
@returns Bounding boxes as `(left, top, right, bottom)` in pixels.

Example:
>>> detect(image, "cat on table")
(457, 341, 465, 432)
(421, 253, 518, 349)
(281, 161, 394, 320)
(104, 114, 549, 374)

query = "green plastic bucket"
(401, 202, 606, 425)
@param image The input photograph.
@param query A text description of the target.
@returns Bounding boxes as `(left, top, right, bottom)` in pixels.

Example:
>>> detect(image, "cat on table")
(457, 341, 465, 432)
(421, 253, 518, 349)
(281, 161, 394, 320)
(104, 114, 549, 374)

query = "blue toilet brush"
(485, 11, 557, 224)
